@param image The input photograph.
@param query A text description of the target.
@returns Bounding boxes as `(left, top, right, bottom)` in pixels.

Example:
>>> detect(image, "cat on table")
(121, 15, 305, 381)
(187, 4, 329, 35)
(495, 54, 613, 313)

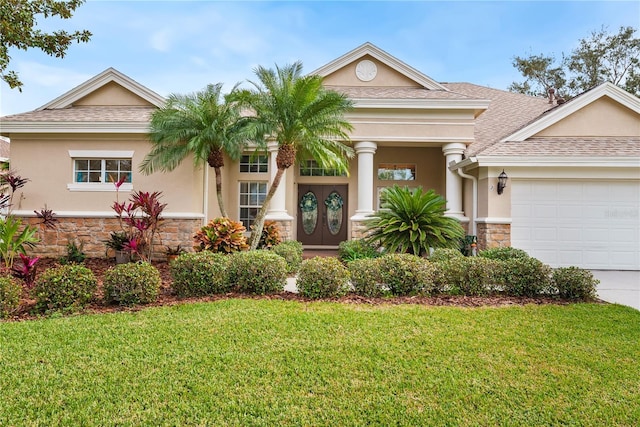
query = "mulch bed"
(5, 257, 601, 322)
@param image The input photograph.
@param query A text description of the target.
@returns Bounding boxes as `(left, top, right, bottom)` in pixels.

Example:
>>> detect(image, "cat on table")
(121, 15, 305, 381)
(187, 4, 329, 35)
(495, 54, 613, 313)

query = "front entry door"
(297, 185, 348, 246)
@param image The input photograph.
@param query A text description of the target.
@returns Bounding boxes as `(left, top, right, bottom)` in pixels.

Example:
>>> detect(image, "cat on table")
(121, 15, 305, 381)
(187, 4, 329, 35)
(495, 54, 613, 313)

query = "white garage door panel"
(512, 180, 640, 270)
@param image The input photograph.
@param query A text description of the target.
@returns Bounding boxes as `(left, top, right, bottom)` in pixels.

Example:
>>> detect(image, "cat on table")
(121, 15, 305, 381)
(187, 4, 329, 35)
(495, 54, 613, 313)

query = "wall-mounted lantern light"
(497, 170, 508, 195)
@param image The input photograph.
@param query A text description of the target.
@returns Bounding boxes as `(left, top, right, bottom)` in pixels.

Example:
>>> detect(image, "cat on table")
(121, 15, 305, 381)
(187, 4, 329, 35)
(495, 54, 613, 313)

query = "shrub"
(364, 185, 465, 256)
(500, 257, 553, 297)
(553, 267, 599, 301)
(377, 253, 436, 296)
(60, 239, 86, 264)
(0, 276, 21, 318)
(479, 246, 529, 261)
(338, 239, 380, 263)
(297, 257, 350, 299)
(228, 250, 287, 294)
(103, 262, 161, 306)
(437, 257, 499, 296)
(194, 218, 249, 253)
(348, 258, 386, 298)
(170, 252, 230, 297)
(255, 220, 282, 249)
(33, 264, 97, 313)
(429, 248, 464, 263)
(271, 240, 303, 274)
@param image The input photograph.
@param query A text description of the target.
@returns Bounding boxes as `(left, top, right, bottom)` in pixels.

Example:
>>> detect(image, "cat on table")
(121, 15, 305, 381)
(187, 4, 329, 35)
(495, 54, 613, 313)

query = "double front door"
(297, 185, 348, 246)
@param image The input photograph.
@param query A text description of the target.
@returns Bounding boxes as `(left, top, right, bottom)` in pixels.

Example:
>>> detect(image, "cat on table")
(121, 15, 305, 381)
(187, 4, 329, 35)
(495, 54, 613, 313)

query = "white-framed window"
(378, 163, 416, 181)
(239, 181, 267, 228)
(74, 159, 132, 184)
(67, 150, 134, 192)
(299, 159, 347, 177)
(239, 154, 268, 173)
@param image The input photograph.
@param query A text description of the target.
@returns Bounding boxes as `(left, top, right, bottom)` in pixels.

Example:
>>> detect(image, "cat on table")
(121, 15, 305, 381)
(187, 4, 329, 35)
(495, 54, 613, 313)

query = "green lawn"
(1, 300, 639, 426)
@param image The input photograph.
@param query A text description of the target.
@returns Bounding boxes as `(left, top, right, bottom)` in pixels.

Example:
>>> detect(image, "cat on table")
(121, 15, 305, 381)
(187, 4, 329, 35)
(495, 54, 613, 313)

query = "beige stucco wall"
(73, 82, 154, 107)
(536, 97, 640, 137)
(10, 134, 204, 217)
(322, 55, 420, 87)
(347, 109, 476, 143)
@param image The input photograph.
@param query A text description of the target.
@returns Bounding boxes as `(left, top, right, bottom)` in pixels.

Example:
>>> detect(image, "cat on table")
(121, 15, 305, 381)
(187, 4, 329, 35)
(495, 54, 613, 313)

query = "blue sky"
(1, 0, 638, 116)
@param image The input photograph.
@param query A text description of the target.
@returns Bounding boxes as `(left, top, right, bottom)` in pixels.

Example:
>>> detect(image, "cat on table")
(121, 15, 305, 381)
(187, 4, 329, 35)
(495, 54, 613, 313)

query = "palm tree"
(364, 185, 465, 256)
(238, 62, 355, 250)
(140, 83, 249, 218)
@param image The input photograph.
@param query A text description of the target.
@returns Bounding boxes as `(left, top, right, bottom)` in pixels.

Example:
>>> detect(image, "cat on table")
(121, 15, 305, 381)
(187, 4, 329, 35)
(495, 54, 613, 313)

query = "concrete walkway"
(592, 270, 640, 311)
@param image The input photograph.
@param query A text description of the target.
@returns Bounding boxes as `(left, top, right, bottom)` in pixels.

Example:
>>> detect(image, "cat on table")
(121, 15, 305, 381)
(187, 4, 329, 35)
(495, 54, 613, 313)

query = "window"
(239, 181, 267, 228)
(67, 150, 134, 192)
(299, 160, 346, 177)
(239, 154, 268, 173)
(378, 163, 416, 181)
(74, 159, 132, 184)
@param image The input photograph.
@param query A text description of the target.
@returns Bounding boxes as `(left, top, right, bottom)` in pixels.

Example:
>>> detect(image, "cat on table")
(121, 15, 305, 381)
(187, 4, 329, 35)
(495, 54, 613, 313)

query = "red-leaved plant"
(12, 253, 39, 288)
(112, 177, 167, 262)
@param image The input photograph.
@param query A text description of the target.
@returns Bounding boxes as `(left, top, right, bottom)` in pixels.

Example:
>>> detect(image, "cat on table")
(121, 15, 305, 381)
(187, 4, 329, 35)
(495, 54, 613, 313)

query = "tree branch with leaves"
(0, 0, 92, 91)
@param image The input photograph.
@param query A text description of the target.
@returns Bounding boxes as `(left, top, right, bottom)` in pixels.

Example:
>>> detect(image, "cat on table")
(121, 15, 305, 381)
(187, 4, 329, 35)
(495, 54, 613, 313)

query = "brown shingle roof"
(481, 137, 640, 157)
(442, 83, 552, 156)
(1, 106, 155, 122)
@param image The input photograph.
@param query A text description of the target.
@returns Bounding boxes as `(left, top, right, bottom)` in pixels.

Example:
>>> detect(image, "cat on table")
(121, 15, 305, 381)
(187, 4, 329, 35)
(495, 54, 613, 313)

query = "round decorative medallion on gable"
(355, 60, 377, 81)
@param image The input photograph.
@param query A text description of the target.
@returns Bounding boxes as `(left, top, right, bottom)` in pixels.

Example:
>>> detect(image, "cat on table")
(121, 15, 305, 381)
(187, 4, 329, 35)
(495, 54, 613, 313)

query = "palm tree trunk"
(247, 166, 286, 250)
(213, 166, 227, 218)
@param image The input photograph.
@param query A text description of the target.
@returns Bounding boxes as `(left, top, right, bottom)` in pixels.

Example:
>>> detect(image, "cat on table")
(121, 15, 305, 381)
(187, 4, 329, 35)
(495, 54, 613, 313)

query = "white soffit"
(503, 82, 640, 142)
(38, 67, 166, 110)
(311, 42, 449, 91)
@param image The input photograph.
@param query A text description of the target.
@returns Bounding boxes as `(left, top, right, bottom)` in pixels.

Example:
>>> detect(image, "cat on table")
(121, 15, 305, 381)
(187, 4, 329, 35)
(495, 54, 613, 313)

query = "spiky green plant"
(364, 185, 465, 256)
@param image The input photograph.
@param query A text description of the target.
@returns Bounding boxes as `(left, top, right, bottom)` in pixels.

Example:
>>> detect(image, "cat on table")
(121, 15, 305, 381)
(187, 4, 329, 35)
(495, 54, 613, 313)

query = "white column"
(350, 141, 378, 221)
(442, 142, 468, 221)
(265, 141, 293, 220)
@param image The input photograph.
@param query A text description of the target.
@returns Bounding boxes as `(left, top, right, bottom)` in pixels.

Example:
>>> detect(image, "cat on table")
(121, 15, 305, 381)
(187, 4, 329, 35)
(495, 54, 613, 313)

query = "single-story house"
(1, 43, 639, 270)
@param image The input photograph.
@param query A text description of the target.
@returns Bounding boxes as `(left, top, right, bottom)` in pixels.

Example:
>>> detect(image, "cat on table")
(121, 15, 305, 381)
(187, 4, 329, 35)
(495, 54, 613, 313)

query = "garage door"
(511, 180, 640, 270)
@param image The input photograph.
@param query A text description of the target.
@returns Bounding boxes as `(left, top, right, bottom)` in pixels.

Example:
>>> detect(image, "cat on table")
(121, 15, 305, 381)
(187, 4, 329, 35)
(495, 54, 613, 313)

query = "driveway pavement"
(591, 270, 640, 311)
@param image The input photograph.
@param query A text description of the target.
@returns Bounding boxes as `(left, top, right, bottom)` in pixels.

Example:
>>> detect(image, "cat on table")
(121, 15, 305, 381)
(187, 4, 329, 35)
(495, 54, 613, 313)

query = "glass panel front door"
(297, 185, 348, 246)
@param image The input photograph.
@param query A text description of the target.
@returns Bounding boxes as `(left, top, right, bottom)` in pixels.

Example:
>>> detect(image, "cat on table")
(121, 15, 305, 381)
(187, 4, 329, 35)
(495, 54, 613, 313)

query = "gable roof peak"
(38, 67, 166, 110)
(311, 42, 448, 91)
(503, 81, 640, 142)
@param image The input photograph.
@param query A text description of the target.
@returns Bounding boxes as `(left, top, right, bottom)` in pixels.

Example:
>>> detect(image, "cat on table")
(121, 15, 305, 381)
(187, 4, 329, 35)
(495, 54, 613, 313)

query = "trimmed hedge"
(348, 258, 385, 298)
(297, 257, 350, 299)
(228, 250, 287, 294)
(377, 253, 436, 296)
(553, 267, 599, 301)
(478, 246, 529, 261)
(103, 262, 161, 306)
(437, 257, 499, 296)
(170, 252, 230, 297)
(0, 276, 21, 318)
(429, 248, 464, 263)
(500, 257, 553, 297)
(33, 264, 97, 313)
(271, 241, 303, 274)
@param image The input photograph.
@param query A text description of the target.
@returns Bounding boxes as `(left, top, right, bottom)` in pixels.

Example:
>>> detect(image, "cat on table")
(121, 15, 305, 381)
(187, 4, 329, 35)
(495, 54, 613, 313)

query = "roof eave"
(352, 98, 490, 113)
(475, 155, 640, 168)
(0, 122, 151, 134)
